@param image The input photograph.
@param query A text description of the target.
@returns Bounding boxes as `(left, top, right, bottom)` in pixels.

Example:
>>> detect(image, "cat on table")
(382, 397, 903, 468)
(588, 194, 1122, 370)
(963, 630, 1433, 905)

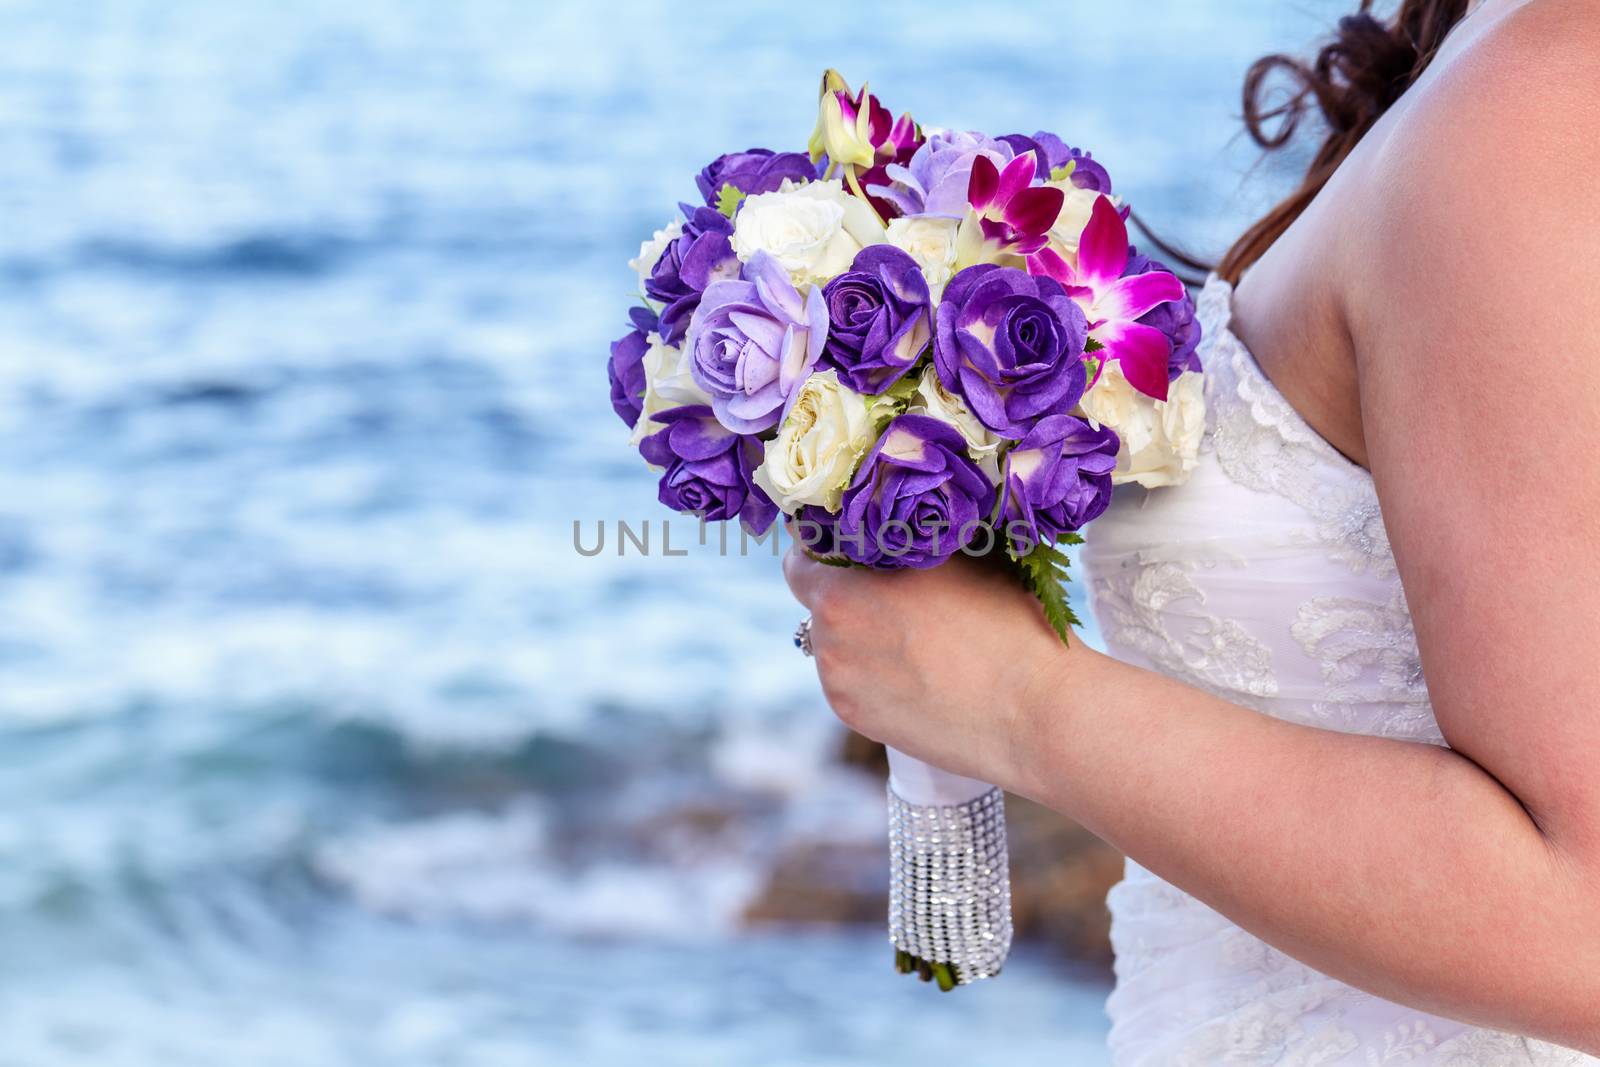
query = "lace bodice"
(1079, 277, 1594, 1066)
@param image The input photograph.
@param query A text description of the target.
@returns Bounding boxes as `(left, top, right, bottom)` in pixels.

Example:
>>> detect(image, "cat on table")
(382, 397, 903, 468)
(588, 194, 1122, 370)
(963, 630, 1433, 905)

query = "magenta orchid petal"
(967, 154, 1000, 213)
(1094, 320, 1172, 401)
(835, 89, 859, 125)
(1075, 195, 1130, 292)
(1096, 270, 1185, 323)
(994, 152, 1038, 206)
(888, 112, 919, 154)
(962, 152, 1061, 261)
(1027, 247, 1076, 285)
(1006, 233, 1051, 256)
(977, 216, 1009, 244)
(1003, 184, 1066, 236)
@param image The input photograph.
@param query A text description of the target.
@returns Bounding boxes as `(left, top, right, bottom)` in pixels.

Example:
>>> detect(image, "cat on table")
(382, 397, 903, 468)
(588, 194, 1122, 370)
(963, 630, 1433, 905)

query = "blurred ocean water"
(0, 1, 1339, 1063)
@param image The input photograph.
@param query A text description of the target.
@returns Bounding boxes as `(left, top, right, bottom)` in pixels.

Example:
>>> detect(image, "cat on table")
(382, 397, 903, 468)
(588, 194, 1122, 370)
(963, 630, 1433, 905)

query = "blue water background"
(0, 1, 1338, 1063)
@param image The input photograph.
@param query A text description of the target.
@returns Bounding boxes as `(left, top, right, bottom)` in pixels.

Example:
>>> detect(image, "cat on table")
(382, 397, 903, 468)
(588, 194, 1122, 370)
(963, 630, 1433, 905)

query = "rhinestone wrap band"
(886, 782, 1013, 983)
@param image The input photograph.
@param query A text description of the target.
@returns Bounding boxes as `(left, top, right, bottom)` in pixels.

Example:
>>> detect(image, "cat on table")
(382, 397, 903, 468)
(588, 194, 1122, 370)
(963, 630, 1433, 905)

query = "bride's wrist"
(1004, 634, 1098, 803)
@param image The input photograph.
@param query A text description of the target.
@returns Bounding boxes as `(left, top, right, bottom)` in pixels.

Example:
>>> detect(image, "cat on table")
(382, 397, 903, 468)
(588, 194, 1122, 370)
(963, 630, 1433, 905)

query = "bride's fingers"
(782, 543, 830, 610)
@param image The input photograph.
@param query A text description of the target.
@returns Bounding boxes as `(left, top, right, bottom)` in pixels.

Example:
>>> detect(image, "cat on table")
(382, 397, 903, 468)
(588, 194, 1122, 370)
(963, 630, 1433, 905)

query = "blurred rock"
(743, 732, 1123, 971)
(741, 839, 889, 926)
(837, 728, 889, 774)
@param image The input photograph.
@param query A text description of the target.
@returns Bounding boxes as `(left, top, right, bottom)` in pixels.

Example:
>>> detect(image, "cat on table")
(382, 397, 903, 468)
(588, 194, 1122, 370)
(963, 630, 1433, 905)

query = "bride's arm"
(785, 12, 1600, 1051)
(786, 558, 1599, 1050)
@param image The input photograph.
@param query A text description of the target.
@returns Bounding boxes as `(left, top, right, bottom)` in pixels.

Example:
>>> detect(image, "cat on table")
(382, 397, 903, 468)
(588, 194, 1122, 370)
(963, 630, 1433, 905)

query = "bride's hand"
(782, 543, 1075, 788)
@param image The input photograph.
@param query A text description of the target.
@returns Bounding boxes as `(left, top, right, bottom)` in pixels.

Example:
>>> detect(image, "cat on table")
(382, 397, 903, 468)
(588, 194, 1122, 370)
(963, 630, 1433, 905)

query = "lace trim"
(1198, 277, 1396, 579)
(1089, 561, 1279, 705)
(1291, 591, 1441, 745)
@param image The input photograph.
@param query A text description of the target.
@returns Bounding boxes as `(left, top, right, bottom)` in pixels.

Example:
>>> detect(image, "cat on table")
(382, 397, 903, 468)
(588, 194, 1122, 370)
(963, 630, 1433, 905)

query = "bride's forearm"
(1011, 643, 1600, 1051)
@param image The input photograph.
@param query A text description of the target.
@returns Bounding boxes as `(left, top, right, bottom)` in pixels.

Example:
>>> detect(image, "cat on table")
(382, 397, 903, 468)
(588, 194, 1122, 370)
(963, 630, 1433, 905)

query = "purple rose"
(1125, 250, 1202, 378)
(999, 415, 1119, 552)
(836, 414, 996, 569)
(819, 246, 932, 395)
(1028, 132, 1112, 193)
(645, 206, 740, 344)
(638, 405, 777, 535)
(790, 504, 841, 558)
(933, 264, 1090, 438)
(866, 130, 1016, 219)
(608, 305, 658, 429)
(686, 251, 826, 435)
(695, 149, 818, 207)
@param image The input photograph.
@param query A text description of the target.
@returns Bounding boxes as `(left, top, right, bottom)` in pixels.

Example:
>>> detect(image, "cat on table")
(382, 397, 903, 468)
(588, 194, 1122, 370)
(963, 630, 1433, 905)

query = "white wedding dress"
(1079, 277, 1595, 1066)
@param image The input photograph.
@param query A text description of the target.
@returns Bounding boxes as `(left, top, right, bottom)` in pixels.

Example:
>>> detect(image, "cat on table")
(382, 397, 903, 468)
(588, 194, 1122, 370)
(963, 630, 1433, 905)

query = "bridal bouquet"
(608, 71, 1204, 990)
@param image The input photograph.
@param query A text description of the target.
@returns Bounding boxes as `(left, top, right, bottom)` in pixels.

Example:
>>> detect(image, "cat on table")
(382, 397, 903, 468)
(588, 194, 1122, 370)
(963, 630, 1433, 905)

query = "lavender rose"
(836, 414, 996, 569)
(607, 305, 657, 429)
(1125, 249, 1202, 378)
(638, 404, 777, 535)
(933, 264, 1090, 439)
(867, 130, 1016, 219)
(819, 246, 932, 394)
(695, 149, 818, 207)
(686, 250, 827, 435)
(998, 415, 1120, 553)
(644, 206, 740, 344)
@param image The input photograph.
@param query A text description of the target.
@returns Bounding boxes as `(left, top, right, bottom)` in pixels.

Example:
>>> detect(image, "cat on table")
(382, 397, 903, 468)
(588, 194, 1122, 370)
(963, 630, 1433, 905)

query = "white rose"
(732, 179, 886, 289)
(630, 333, 712, 450)
(907, 365, 1003, 481)
(885, 216, 960, 301)
(1078, 363, 1205, 488)
(629, 219, 682, 304)
(753, 369, 876, 514)
(1045, 185, 1119, 266)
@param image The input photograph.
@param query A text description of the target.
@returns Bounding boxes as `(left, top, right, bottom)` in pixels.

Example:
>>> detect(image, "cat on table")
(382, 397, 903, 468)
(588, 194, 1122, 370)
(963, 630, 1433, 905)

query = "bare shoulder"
(1363, 0, 1600, 224)
(1347, 0, 1600, 358)
(1422, 0, 1600, 137)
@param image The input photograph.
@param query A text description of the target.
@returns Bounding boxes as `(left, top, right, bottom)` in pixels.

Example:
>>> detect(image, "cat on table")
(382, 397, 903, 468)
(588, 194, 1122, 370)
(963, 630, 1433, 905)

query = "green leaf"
(864, 363, 927, 427)
(880, 368, 925, 404)
(1081, 354, 1102, 385)
(715, 183, 747, 219)
(1013, 538, 1082, 645)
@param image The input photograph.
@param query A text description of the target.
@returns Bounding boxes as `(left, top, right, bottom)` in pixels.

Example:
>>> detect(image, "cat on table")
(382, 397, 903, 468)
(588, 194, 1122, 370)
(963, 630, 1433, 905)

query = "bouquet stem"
(884, 747, 1013, 991)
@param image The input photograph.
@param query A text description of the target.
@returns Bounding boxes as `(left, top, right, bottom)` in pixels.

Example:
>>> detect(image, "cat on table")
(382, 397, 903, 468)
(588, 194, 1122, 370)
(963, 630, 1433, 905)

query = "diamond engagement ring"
(793, 616, 814, 656)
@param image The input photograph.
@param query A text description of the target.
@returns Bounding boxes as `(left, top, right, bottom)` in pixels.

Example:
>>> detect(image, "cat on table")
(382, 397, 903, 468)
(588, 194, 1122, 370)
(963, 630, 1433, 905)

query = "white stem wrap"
(885, 747, 993, 807)
(883, 746, 1013, 984)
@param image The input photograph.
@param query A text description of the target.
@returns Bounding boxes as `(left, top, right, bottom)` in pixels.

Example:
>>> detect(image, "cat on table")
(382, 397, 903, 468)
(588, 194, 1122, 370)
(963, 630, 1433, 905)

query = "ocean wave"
(312, 801, 764, 938)
(76, 234, 357, 278)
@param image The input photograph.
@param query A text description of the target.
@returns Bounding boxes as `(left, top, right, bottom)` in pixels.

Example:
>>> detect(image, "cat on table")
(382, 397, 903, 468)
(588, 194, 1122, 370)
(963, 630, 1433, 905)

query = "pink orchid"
(808, 70, 923, 224)
(808, 70, 920, 173)
(1028, 195, 1185, 401)
(964, 152, 1063, 258)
